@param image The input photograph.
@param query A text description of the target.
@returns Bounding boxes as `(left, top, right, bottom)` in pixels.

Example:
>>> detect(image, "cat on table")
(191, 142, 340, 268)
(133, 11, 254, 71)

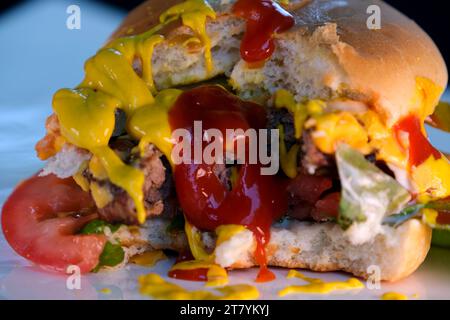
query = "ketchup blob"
(232, 0, 295, 63)
(169, 86, 288, 282)
(393, 115, 441, 167)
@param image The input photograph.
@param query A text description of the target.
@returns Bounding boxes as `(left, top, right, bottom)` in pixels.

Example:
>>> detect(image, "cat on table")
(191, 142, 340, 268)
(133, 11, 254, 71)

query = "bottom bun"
(205, 219, 431, 282)
(112, 217, 431, 281)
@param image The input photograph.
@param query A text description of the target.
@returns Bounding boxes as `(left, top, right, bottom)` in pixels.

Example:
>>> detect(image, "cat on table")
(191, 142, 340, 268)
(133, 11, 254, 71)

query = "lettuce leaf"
(336, 144, 411, 242)
(428, 101, 450, 133)
(80, 219, 121, 235)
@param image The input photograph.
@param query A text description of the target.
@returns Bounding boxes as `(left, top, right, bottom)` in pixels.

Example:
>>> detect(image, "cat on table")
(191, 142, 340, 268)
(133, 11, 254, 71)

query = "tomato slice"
(1, 174, 106, 273)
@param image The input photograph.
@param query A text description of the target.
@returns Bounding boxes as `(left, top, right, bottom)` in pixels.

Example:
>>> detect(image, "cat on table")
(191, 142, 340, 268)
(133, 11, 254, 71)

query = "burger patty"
(266, 107, 333, 174)
(83, 107, 347, 225)
(267, 107, 339, 222)
(82, 139, 176, 225)
(84, 137, 234, 225)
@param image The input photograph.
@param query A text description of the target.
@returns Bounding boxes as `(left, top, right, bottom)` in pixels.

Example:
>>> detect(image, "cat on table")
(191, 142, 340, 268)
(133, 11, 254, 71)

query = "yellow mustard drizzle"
(53, 1, 217, 224)
(215, 224, 247, 246)
(278, 270, 364, 296)
(184, 219, 213, 261)
(138, 273, 259, 300)
(381, 292, 408, 300)
(89, 155, 108, 180)
(179, 222, 247, 286)
(128, 89, 182, 164)
(275, 89, 319, 139)
(274, 89, 325, 178)
(159, 0, 216, 74)
(130, 250, 167, 267)
(184, 220, 246, 262)
(278, 124, 299, 179)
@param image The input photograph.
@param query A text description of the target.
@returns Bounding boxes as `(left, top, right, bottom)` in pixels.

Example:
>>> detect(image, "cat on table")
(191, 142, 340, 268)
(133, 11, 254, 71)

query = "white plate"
(1, 0, 449, 300)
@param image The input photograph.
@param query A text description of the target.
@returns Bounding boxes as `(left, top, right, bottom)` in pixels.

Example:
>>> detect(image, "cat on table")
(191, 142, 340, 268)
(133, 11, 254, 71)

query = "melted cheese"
(90, 181, 113, 208)
(278, 270, 364, 296)
(422, 208, 439, 227)
(413, 77, 444, 120)
(278, 87, 450, 200)
(311, 112, 371, 155)
(381, 292, 408, 300)
(138, 273, 259, 300)
(413, 156, 450, 201)
(73, 162, 90, 192)
(360, 111, 407, 168)
(130, 250, 167, 267)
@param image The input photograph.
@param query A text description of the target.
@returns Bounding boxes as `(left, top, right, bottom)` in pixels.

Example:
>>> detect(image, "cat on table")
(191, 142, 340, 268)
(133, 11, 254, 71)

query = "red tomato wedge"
(1, 173, 106, 273)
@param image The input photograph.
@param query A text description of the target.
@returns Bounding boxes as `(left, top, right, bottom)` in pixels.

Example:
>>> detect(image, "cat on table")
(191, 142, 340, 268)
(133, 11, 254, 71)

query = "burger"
(2, 0, 449, 284)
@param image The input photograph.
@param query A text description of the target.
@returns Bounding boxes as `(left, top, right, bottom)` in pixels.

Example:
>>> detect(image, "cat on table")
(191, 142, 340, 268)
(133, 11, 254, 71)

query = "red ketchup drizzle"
(393, 115, 441, 167)
(168, 268, 209, 281)
(435, 197, 450, 225)
(232, 0, 294, 63)
(168, 86, 288, 282)
(437, 212, 450, 225)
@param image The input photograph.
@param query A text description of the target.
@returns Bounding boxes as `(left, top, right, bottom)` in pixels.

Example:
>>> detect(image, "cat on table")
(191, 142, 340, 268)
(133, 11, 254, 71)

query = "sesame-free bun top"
(110, 0, 448, 124)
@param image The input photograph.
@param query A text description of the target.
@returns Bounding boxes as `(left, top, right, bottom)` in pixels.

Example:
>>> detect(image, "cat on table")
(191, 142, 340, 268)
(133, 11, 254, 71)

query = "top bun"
(110, 0, 448, 124)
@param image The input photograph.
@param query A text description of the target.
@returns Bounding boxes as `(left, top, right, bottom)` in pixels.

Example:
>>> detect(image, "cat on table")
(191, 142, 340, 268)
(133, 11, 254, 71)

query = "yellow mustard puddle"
(53, 0, 216, 224)
(130, 250, 167, 267)
(381, 292, 408, 300)
(278, 270, 364, 296)
(99, 288, 112, 294)
(138, 273, 259, 300)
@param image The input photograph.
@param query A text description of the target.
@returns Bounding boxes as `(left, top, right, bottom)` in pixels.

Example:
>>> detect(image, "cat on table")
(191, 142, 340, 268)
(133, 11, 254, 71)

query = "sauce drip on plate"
(168, 268, 209, 281)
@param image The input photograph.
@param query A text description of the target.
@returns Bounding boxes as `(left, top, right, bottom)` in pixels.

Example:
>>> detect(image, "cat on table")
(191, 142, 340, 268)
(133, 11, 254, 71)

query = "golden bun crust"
(287, 0, 448, 123)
